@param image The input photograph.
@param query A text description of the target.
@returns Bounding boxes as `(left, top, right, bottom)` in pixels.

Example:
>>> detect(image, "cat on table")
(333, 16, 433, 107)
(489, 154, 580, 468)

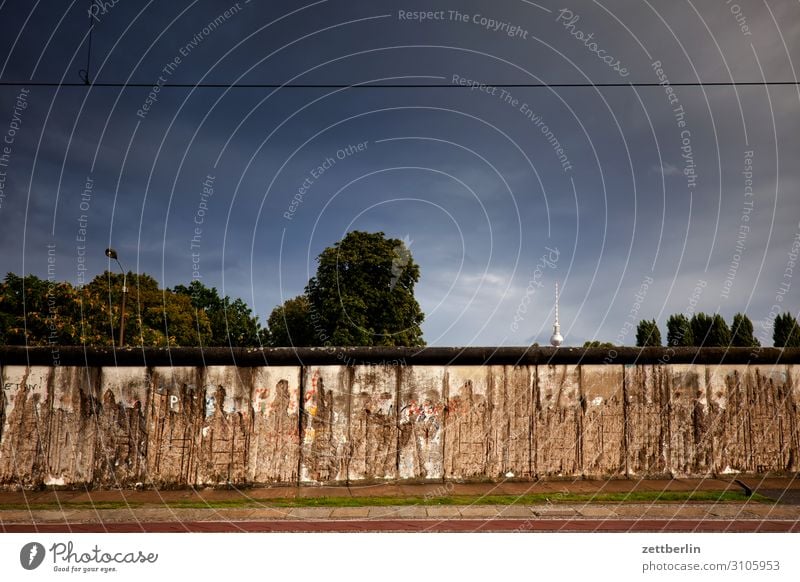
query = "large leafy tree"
(635, 319, 662, 347)
(773, 312, 800, 348)
(731, 313, 759, 347)
(305, 231, 425, 346)
(666, 314, 693, 347)
(266, 295, 315, 346)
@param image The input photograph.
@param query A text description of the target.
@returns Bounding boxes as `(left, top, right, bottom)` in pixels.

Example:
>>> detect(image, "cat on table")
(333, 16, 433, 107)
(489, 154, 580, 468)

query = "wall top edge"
(0, 346, 798, 367)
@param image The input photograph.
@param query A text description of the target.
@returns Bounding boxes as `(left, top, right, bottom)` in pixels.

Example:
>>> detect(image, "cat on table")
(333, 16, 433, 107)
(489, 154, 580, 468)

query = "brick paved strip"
(3, 519, 799, 533)
(2, 503, 799, 525)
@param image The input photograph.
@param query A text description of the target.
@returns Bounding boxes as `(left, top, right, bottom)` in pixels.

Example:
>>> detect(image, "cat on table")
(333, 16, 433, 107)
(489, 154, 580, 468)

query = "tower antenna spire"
(550, 282, 564, 347)
(555, 282, 560, 325)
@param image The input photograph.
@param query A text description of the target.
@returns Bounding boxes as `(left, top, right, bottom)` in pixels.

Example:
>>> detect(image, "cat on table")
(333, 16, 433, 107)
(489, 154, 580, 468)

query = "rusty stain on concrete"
(1, 366, 54, 487)
(249, 367, 301, 484)
(147, 366, 201, 486)
(349, 365, 397, 481)
(299, 367, 348, 483)
(398, 366, 445, 480)
(95, 366, 149, 487)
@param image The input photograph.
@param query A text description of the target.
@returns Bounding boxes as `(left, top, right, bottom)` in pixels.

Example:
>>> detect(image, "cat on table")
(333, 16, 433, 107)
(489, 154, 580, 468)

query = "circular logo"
(20, 542, 46, 570)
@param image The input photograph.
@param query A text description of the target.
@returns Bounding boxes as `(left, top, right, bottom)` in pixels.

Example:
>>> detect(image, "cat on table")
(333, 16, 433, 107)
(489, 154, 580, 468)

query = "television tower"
(550, 282, 564, 347)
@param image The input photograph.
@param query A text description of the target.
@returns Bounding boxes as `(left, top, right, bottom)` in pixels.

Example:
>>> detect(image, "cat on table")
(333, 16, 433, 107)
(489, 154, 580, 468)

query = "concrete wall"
(1, 347, 798, 488)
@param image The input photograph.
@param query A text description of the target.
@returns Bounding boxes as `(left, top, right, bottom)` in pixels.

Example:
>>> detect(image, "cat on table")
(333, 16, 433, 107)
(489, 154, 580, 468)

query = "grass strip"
(0, 490, 770, 511)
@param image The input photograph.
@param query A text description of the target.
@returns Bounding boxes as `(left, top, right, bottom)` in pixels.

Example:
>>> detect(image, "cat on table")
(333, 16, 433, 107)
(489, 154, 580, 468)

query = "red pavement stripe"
(2, 519, 799, 533)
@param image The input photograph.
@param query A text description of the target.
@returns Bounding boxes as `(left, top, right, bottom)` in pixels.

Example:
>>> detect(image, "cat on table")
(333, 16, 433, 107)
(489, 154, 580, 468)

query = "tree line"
(633, 312, 800, 348)
(0, 231, 426, 348)
(0, 272, 266, 347)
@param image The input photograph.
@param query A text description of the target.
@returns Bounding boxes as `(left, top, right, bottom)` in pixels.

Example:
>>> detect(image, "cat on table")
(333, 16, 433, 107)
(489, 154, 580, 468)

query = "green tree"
(219, 297, 264, 346)
(0, 271, 269, 347)
(0, 273, 83, 345)
(731, 313, 759, 347)
(635, 319, 662, 346)
(305, 231, 425, 346)
(666, 314, 693, 346)
(77, 271, 220, 347)
(84, 271, 200, 346)
(173, 280, 224, 312)
(266, 295, 315, 346)
(709, 314, 731, 346)
(582, 340, 615, 348)
(773, 312, 800, 348)
(690, 312, 730, 347)
(690, 313, 713, 346)
(172, 281, 263, 346)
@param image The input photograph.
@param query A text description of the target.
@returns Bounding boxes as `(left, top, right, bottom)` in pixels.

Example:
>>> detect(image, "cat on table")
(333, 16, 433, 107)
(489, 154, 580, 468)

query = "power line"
(0, 81, 797, 89)
(77, 2, 94, 86)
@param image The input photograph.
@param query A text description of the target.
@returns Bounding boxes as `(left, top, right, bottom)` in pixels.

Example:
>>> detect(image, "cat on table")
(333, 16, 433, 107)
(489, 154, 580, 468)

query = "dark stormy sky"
(0, 0, 798, 346)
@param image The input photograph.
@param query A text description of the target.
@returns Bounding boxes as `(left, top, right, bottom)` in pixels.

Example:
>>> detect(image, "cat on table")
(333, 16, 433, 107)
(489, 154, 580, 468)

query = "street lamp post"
(105, 248, 127, 347)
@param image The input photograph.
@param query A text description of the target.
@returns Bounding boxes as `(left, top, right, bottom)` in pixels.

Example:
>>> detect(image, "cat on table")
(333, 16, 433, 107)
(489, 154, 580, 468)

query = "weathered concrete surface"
(624, 365, 668, 476)
(706, 365, 732, 475)
(791, 365, 800, 472)
(349, 365, 397, 481)
(668, 364, 710, 476)
(1, 357, 800, 488)
(711, 365, 795, 474)
(47, 367, 100, 486)
(749, 366, 794, 473)
(96, 366, 149, 487)
(198, 367, 251, 485)
(148, 366, 201, 486)
(535, 365, 581, 476)
(581, 365, 624, 476)
(0, 366, 53, 487)
(398, 366, 445, 480)
(492, 366, 533, 479)
(443, 366, 533, 479)
(249, 367, 301, 484)
(300, 367, 349, 483)
(444, 366, 490, 478)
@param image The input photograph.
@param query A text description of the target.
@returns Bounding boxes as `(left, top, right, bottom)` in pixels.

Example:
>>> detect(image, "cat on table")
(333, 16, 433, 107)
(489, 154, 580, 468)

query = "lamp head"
(105, 248, 118, 260)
